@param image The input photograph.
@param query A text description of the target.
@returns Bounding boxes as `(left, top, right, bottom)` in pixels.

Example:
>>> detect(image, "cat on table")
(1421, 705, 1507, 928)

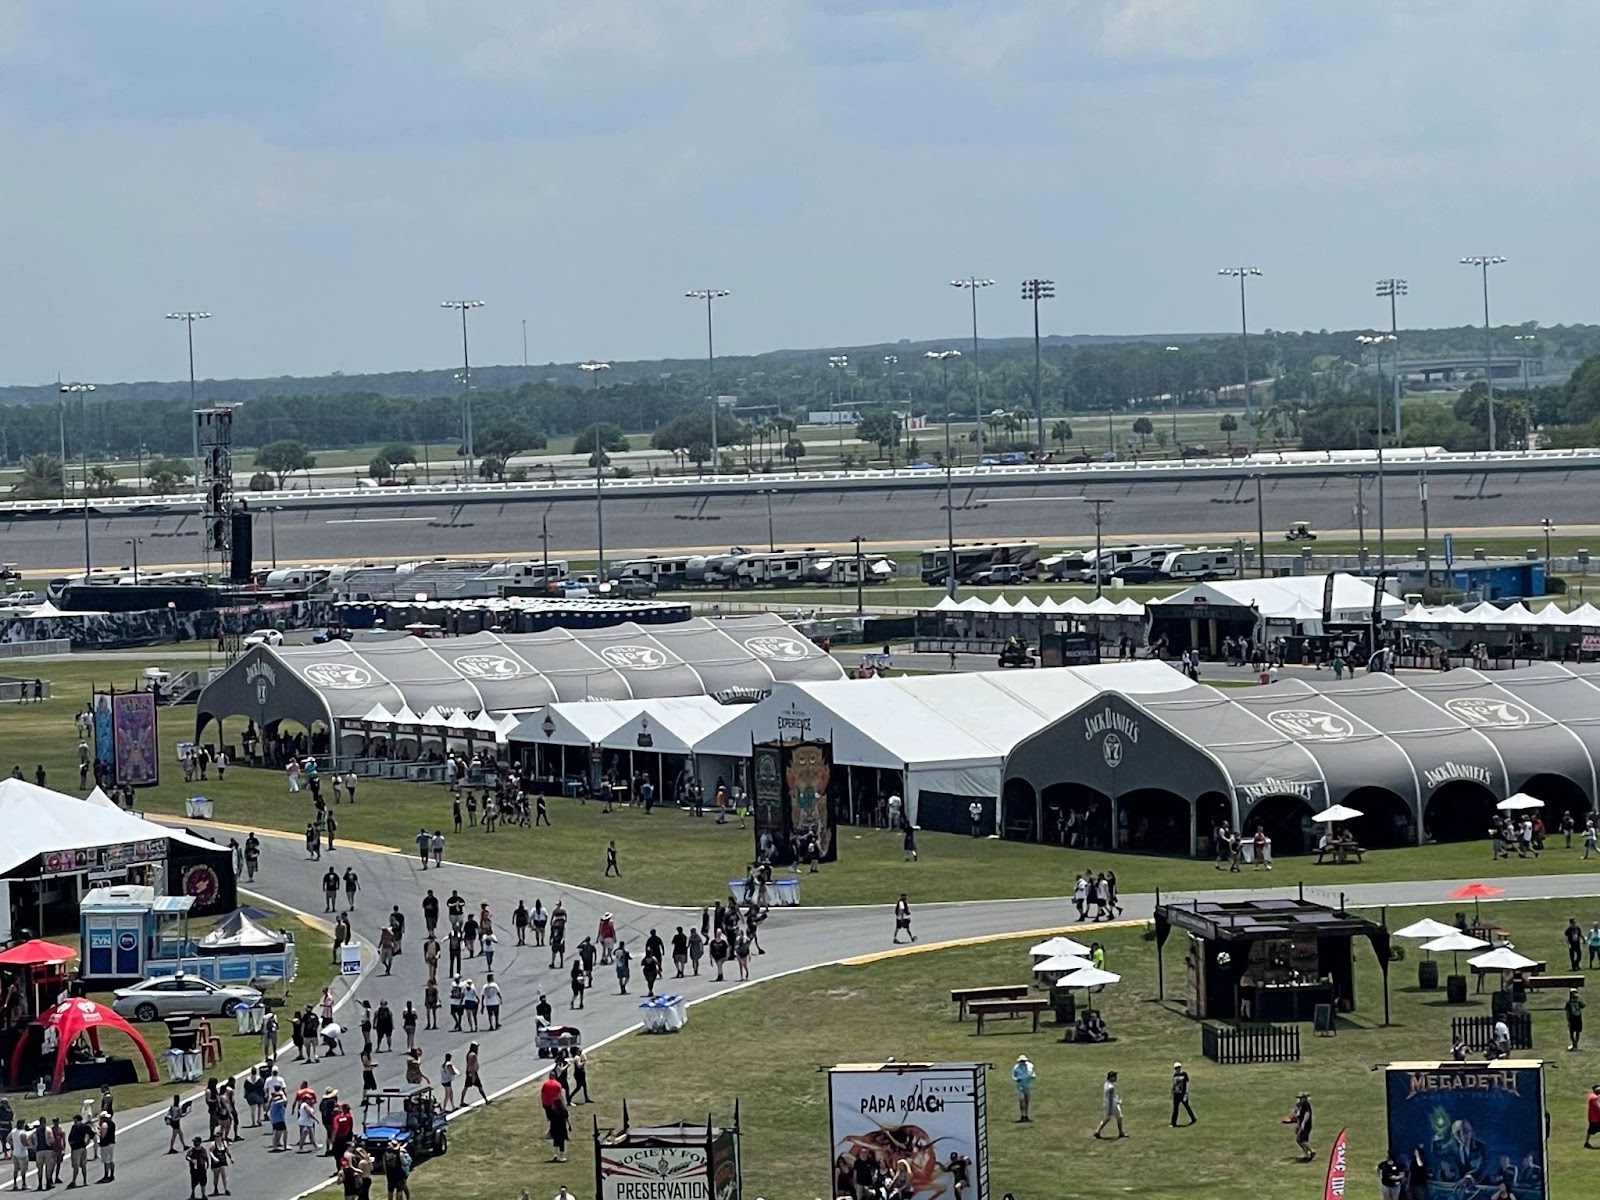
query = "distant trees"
(856, 410, 902, 461)
(572, 422, 629, 468)
(1219, 413, 1239, 453)
(1050, 420, 1073, 452)
(475, 420, 546, 481)
(11, 453, 63, 499)
(255, 440, 317, 489)
(145, 457, 192, 495)
(650, 411, 747, 474)
(1131, 416, 1153, 449)
(782, 438, 806, 470)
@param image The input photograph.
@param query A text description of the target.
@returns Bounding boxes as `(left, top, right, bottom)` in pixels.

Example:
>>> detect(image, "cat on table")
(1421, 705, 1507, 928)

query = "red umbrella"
(1448, 882, 1506, 921)
(0, 939, 76, 968)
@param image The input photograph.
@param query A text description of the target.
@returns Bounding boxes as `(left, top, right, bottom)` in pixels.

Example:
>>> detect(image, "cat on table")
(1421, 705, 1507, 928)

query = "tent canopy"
(199, 911, 287, 954)
(1149, 573, 1404, 624)
(39, 998, 158, 1092)
(196, 614, 844, 739)
(597, 696, 747, 756)
(0, 939, 76, 967)
(0, 779, 218, 880)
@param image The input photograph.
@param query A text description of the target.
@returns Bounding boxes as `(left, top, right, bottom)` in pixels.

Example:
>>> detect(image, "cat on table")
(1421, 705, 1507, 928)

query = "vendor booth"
(5, 998, 159, 1095)
(1154, 895, 1392, 1024)
(79, 888, 295, 987)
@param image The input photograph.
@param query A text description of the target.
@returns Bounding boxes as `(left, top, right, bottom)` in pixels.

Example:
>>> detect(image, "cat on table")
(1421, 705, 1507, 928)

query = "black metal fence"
(1451, 1013, 1533, 1052)
(1201, 1022, 1302, 1065)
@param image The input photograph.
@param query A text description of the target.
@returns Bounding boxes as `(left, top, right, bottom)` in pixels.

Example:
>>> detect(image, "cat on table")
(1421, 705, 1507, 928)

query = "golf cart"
(359, 1085, 448, 1168)
(1286, 521, 1318, 542)
(998, 639, 1036, 669)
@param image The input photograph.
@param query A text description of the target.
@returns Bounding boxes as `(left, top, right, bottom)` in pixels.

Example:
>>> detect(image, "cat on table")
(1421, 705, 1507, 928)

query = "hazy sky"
(0, 1, 1595, 385)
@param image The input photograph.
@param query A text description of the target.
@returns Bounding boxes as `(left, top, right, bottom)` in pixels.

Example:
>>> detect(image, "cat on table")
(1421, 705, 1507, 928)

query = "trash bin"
(1418, 960, 1438, 990)
(1446, 975, 1468, 1004)
(1048, 985, 1077, 1026)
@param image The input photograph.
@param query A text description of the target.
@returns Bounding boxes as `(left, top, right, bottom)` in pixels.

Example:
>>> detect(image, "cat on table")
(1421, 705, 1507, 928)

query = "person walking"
(531, 900, 548, 946)
(688, 926, 703, 976)
(1012, 1055, 1035, 1123)
(570, 1050, 592, 1104)
(1094, 1070, 1126, 1139)
(1567, 918, 1585, 972)
(1585, 1084, 1600, 1149)
(1286, 1092, 1315, 1161)
(604, 841, 620, 878)
(463, 1044, 490, 1106)
(439, 1054, 458, 1112)
(431, 831, 444, 869)
(1568, 988, 1587, 1051)
(94, 1112, 115, 1184)
(513, 901, 529, 946)
(185, 1136, 210, 1199)
(1170, 1063, 1195, 1126)
(209, 1130, 232, 1195)
(165, 1095, 189, 1153)
(892, 894, 915, 943)
(614, 942, 632, 994)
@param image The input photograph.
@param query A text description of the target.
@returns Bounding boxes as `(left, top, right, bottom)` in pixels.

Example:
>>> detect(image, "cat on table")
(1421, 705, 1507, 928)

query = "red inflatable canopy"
(37, 998, 158, 1092)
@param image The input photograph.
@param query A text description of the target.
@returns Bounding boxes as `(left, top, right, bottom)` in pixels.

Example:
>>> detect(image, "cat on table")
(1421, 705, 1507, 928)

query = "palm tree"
(13, 453, 64, 499)
(1050, 420, 1073, 452)
(88, 465, 118, 495)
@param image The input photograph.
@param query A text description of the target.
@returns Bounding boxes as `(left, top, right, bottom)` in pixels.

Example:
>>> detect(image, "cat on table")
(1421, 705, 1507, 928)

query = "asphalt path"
(7, 468, 1599, 572)
(14, 815, 1600, 1200)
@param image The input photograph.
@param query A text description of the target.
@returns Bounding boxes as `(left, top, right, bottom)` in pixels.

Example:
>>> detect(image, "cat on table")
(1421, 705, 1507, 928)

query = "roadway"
(23, 821, 1600, 1200)
(5, 467, 1597, 573)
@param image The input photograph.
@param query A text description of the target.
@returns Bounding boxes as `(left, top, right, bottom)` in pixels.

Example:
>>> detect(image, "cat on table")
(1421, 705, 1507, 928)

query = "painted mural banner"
(1385, 1061, 1546, 1200)
(828, 1063, 988, 1200)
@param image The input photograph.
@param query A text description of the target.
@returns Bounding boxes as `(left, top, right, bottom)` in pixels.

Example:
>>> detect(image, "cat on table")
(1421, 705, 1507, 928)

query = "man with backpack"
(383, 1139, 411, 1199)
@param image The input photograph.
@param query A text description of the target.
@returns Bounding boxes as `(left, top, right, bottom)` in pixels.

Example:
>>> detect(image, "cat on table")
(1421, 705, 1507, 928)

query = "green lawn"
(11, 658, 1600, 907)
(430, 896, 1600, 1200)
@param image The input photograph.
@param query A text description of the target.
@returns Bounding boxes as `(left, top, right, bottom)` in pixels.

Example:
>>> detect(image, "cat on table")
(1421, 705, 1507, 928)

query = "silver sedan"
(111, 975, 263, 1023)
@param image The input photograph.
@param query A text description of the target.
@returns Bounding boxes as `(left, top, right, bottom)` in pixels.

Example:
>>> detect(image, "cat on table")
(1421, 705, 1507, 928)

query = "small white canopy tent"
(599, 696, 744, 757)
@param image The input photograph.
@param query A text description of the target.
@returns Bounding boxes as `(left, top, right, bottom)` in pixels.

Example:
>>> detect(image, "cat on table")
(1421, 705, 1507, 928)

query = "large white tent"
(598, 696, 745, 756)
(1149, 573, 1404, 628)
(693, 662, 1199, 825)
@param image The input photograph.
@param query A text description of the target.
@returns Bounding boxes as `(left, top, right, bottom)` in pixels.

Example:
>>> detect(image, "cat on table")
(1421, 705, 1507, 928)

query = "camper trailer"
(607, 555, 698, 590)
(1155, 547, 1237, 581)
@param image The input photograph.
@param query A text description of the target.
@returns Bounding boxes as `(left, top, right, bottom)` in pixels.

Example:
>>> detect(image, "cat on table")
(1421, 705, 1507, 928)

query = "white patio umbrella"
(1393, 918, 1459, 941)
(1312, 803, 1364, 824)
(1422, 931, 1490, 974)
(1496, 793, 1544, 811)
(1468, 946, 1538, 972)
(1034, 954, 1094, 976)
(1058, 965, 1122, 995)
(1030, 936, 1093, 960)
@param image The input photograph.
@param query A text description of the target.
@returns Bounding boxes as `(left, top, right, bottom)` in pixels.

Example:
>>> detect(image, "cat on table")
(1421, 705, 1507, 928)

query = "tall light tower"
(166, 310, 211, 486)
(581, 361, 612, 575)
(1375, 278, 1408, 444)
(1356, 333, 1396, 568)
(441, 300, 485, 479)
(1217, 268, 1262, 441)
(1021, 278, 1055, 454)
(685, 289, 730, 475)
(951, 278, 994, 462)
(60, 382, 95, 574)
(828, 355, 850, 465)
(1460, 256, 1506, 451)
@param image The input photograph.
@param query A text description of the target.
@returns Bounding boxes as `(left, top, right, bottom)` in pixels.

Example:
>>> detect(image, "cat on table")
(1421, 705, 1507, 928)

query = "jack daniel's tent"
(1002, 663, 1600, 857)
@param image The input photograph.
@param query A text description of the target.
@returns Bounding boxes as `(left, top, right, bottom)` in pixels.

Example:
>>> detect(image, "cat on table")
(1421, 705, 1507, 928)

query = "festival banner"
(1385, 1062, 1546, 1200)
(111, 690, 159, 787)
(93, 691, 114, 774)
(784, 739, 835, 862)
(1324, 1128, 1348, 1200)
(828, 1063, 987, 1200)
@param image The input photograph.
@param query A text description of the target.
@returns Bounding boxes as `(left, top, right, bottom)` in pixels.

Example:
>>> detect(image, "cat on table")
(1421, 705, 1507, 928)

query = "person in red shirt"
(1585, 1086, 1600, 1149)
(329, 1104, 355, 1171)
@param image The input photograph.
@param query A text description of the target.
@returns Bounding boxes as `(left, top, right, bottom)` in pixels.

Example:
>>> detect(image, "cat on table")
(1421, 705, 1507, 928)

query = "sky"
(0, 0, 1596, 386)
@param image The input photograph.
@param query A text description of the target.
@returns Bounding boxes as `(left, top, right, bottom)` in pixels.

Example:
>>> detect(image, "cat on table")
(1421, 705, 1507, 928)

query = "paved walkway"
(12, 831, 1600, 1200)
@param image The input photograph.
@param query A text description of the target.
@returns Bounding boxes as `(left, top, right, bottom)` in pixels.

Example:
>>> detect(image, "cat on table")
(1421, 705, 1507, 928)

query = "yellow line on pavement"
(151, 815, 397, 856)
(839, 919, 1145, 965)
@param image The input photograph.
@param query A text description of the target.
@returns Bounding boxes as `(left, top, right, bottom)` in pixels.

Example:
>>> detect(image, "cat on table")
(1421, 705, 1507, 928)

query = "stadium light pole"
(1083, 498, 1115, 600)
(1021, 279, 1055, 454)
(757, 488, 777, 552)
(1217, 268, 1262, 442)
(1164, 346, 1182, 445)
(1356, 334, 1396, 569)
(828, 355, 850, 464)
(441, 301, 485, 479)
(941, 409, 959, 599)
(951, 278, 994, 461)
(60, 382, 95, 574)
(1513, 333, 1538, 397)
(924, 351, 962, 457)
(125, 537, 142, 586)
(1460, 256, 1506, 451)
(685, 289, 730, 475)
(1376, 278, 1408, 444)
(166, 311, 210, 486)
(851, 534, 866, 616)
(581, 361, 612, 576)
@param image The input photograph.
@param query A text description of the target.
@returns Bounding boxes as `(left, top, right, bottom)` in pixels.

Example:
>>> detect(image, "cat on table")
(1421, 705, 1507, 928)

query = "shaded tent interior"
(1154, 896, 1392, 1023)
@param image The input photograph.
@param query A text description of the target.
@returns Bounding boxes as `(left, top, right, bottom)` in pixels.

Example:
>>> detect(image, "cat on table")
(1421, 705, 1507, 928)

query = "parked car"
(243, 629, 284, 646)
(973, 564, 1025, 586)
(112, 975, 263, 1023)
(604, 578, 658, 598)
(6, 590, 40, 606)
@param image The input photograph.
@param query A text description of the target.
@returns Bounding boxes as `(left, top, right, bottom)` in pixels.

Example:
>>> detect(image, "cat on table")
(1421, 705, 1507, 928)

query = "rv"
(811, 554, 896, 586)
(920, 541, 1041, 585)
(1155, 547, 1237, 581)
(607, 555, 698, 590)
(731, 549, 835, 587)
(1039, 551, 1095, 581)
(1088, 543, 1187, 582)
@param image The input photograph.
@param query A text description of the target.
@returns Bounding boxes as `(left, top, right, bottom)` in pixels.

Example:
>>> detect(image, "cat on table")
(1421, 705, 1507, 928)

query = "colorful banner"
(1385, 1063, 1546, 1200)
(828, 1064, 987, 1200)
(93, 692, 114, 774)
(1324, 1128, 1348, 1200)
(786, 741, 834, 860)
(111, 691, 159, 787)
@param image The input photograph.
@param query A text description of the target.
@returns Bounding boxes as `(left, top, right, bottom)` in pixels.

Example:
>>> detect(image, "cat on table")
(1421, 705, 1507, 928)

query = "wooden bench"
(1315, 842, 1364, 864)
(951, 985, 1031, 1021)
(1523, 973, 1585, 991)
(968, 997, 1051, 1035)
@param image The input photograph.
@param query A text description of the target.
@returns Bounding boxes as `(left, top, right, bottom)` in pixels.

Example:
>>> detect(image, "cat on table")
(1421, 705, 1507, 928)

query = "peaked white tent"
(598, 695, 744, 756)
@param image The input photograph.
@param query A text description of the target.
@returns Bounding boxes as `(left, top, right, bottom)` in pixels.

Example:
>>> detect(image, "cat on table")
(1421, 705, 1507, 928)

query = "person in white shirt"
(9, 1123, 30, 1188)
(481, 976, 503, 1031)
(968, 801, 984, 838)
(1094, 1070, 1126, 1139)
(887, 795, 902, 829)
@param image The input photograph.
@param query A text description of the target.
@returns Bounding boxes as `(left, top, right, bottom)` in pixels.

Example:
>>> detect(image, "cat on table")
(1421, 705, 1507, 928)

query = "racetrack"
(4, 467, 1592, 572)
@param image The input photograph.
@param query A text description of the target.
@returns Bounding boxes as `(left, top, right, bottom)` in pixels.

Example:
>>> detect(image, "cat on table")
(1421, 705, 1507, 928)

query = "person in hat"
(598, 914, 617, 964)
(1011, 1055, 1035, 1122)
(1285, 1092, 1314, 1160)
(1171, 1062, 1195, 1126)
(1094, 1070, 1125, 1139)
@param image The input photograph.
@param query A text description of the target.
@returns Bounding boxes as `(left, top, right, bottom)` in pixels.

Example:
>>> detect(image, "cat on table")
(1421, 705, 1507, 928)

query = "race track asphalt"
(18, 816, 1600, 1200)
(6, 468, 1598, 572)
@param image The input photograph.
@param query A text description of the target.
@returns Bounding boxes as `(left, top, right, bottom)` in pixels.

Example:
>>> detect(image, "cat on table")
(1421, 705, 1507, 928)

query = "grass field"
(4, 903, 330, 1125)
(8, 660, 1600, 910)
(430, 896, 1600, 1200)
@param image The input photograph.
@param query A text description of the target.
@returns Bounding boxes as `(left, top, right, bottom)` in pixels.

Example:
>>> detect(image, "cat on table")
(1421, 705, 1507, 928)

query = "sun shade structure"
(22, 998, 159, 1093)
(0, 939, 76, 967)
(1468, 947, 1539, 972)
(1057, 966, 1121, 988)
(195, 614, 843, 740)
(1421, 932, 1490, 953)
(1392, 918, 1459, 940)
(1312, 804, 1364, 823)
(1496, 792, 1544, 810)
(1030, 936, 1093, 959)
(0, 779, 219, 880)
